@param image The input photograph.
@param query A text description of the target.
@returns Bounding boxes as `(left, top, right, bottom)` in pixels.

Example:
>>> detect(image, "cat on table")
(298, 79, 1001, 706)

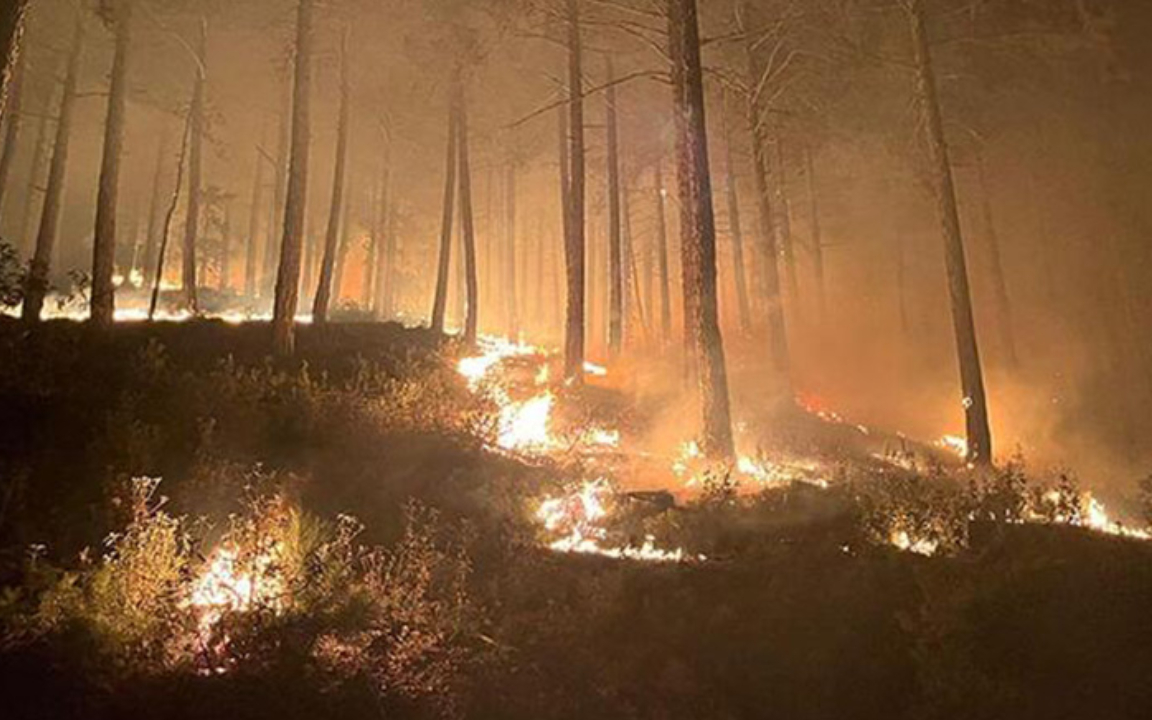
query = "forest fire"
(185, 542, 286, 654)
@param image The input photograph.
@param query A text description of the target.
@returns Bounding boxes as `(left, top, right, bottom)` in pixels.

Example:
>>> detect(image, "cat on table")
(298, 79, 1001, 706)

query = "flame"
(185, 542, 286, 657)
(936, 434, 969, 458)
(498, 393, 556, 452)
(890, 530, 939, 556)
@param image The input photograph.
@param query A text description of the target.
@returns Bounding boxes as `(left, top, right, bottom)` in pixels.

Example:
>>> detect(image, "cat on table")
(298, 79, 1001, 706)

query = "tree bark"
(803, 144, 826, 324)
(721, 92, 751, 334)
(149, 100, 193, 320)
(271, 0, 314, 357)
(179, 16, 206, 314)
(669, 0, 735, 459)
(23, 19, 82, 322)
(91, 0, 134, 326)
(0, 42, 25, 224)
(263, 76, 290, 298)
(0, 0, 29, 125)
(908, 0, 993, 465)
(563, 0, 586, 381)
(430, 83, 458, 333)
(140, 129, 169, 293)
(312, 29, 351, 326)
(606, 57, 623, 355)
(741, 0, 791, 382)
(458, 81, 479, 344)
(19, 86, 52, 255)
(245, 142, 265, 298)
(654, 160, 672, 341)
(975, 148, 1019, 369)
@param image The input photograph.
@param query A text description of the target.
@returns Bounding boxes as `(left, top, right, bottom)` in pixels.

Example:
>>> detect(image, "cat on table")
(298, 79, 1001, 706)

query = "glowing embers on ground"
(534, 479, 696, 563)
(671, 440, 830, 493)
(936, 434, 969, 459)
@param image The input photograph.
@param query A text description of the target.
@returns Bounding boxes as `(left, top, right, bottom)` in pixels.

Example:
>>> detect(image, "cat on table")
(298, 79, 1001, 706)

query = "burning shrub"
(856, 467, 971, 556)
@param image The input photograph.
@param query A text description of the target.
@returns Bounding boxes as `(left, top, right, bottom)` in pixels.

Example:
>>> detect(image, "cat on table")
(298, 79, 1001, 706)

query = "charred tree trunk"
(271, 0, 314, 357)
(458, 82, 479, 344)
(245, 143, 265, 298)
(741, 0, 791, 382)
(179, 17, 206, 314)
(803, 143, 826, 324)
(908, 0, 993, 465)
(23, 20, 83, 322)
(430, 85, 458, 333)
(563, 0, 586, 381)
(312, 30, 350, 326)
(149, 102, 193, 320)
(91, 0, 134, 326)
(140, 130, 169, 293)
(0, 0, 29, 124)
(655, 160, 672, 341)
(504, 161, 518, 338)
(606, 58, 623, 355)
(975, 149, 1019, 369)
(0, 44, 25, 223)
(669, 0, 735, 459)
(721, 92, 751, 334)
(263, 77, 290, 298)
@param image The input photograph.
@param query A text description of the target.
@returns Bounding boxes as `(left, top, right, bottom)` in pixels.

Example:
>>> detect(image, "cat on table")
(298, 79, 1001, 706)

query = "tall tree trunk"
(504, 161, 518, 338)
(149, 105, 193, 320)
(271, 0, 314, 357)
(458, 81, 479, 344)
(0, 0, 29, 124)
(655, 160, 672, 341)
(0, 43, 25, 224)
(430, 85, 458, 333)
(140, 129, 169, 292)
(312, 29, 350, 326)
(741, 0, 791, 382)
(773, 140, 800, 320)
(179, 17, 206, 314)
(563, 0, 586, 380)
(91, 0, 134, 326)
(669, 0, 735, 459)
(23, 19, 82, 323)
(245, 142, 265, 298)
(606, 57, 623, 355)
(263, 76, 290, 298)
(721, 92, 751, 334)
(18, 86, 52, 255)
(908, 0, 993, 465)
(975, 148, 1019, 369)
(803, 143, 826, 323)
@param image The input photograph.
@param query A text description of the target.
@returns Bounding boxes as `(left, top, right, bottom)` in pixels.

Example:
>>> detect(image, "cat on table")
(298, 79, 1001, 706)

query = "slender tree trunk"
(773, 140, 800, 320)
(23, 20, 82, 322)
(0, 44, 25, 222)
(0, 0, 29, 124)
(458, 82, 479, 343)
(90, 0, 134, 326)
(975, 148, 1019, 369)
(18, 87, 52, 255)
(606, 57, 623, 355)
(908, 0, 993, 465)
(669, 0, 735, 459)
(504, 161, 518, 338)
(179, 17, 206, 314)
(312, 29, 350, 326)
(741, 0, 791, 381)
(271, 0, 314, 357)
(263, 76, 290, 298)
(149, 104, 193, 320)
(721, 92, 751, 334)
(140, 129, 169, 292)
(803, 144, 826, 324)
(245, 143, 265, 298)
(655, 160, 672, 341)
(430, 85, 458, 333)
(563, 0, 586, 380)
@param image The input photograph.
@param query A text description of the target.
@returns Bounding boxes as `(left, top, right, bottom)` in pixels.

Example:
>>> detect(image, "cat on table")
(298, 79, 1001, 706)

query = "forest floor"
(0, 318, 1150, 720)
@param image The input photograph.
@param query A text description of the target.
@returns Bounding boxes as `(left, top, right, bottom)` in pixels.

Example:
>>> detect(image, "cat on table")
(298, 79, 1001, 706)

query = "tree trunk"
(23, 19, 82, 323)
(975, 149, 1019, 369)
(654, 160, 672, 341)
(504, 161, 518, 338)
(721, 92, 751, 334)
(140, 129, 169, 292)
(563, 0, 586, 380)
(91, 0, 134, 326)
(0, 43, 25, 223)
(219, 200, 232, 291)
(430, 84, 458, 333)
(18, 87, 52, 255)
(457, 82, 479, 344)
(803, 143, 827, 323)
(179, 17, 206, 314)
(0, 0, 29, 124)
(245, 143, 265, 298)
(908, 0, 993, 465)
(271, 0, 314, 357)
(149, 101, 194, 320)
(374, 154, 391, 318)
(263, 76, 290, 299)
(669, 0, 735, 459)
(773, 140, 800, 320)
(606, 58, 623, 355)
(312, 29, 350, 326)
